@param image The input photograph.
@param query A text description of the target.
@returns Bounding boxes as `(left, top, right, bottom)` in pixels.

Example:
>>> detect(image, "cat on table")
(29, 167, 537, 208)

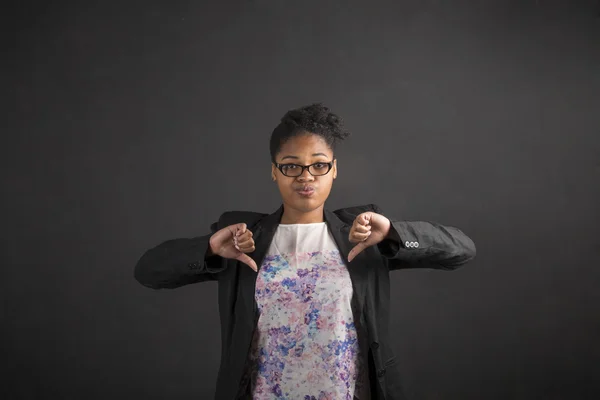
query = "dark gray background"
(6, 0, 600, 399)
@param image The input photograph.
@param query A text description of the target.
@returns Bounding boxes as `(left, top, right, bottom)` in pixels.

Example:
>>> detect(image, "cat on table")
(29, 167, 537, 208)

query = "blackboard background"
(6, 1, 600, 399)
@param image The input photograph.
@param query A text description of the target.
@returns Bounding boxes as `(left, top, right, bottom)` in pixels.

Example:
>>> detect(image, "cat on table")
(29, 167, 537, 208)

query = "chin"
(288, 198, 321, 212)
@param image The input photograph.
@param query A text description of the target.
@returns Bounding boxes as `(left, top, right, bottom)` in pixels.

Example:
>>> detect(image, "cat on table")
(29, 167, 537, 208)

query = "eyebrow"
(280, 153, 329, 161)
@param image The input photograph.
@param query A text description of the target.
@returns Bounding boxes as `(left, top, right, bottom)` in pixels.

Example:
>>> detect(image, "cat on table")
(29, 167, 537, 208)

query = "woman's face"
(271, 133, 337, 214)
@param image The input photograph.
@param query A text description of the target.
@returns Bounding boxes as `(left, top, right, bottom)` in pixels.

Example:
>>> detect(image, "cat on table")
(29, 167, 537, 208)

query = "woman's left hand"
(347, 212, 392, 262)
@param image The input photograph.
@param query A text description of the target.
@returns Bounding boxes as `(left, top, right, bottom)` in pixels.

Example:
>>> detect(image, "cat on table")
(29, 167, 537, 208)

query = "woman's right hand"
(208, 223, 258, 272)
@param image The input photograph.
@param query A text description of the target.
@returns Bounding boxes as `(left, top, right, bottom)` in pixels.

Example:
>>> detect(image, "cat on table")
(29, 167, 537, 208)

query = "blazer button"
(371, 342, 379, 349)
(377, 369, 386, 378)
(187, 262, 198, 269)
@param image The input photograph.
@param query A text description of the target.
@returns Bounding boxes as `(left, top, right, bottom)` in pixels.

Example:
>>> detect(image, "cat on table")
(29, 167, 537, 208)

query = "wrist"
(384, 222, 399, 242)
(383, 218, 392, 239)
(207, 240, 216, 257)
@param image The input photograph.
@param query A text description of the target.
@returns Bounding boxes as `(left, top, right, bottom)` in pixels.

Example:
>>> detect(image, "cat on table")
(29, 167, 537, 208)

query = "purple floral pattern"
(243, 249, 367, 399)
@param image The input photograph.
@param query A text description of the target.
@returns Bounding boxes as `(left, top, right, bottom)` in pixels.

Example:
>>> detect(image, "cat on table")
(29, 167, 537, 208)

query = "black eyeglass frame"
(273, 159, 335, 177)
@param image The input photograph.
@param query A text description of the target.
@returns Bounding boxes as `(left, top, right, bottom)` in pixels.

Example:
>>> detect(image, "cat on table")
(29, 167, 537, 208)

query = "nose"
(297, 167, 315, 181)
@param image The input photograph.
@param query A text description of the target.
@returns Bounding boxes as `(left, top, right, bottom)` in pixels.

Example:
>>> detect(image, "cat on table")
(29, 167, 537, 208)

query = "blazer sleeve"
(371, 204, 476, 271)
(133, 215, 227, 289)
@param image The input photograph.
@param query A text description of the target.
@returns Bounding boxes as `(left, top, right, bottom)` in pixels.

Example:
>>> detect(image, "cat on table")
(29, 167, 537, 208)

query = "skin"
(271, 133, 337, 224)
(209, 132, 394, 271)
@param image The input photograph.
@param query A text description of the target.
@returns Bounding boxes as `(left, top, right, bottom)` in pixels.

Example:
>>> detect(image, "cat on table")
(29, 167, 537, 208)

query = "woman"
(134, 103, 476, 400)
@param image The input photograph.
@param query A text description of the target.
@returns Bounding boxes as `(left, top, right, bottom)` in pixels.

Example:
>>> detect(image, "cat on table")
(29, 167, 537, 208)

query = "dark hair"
(269, 102, 350, 162)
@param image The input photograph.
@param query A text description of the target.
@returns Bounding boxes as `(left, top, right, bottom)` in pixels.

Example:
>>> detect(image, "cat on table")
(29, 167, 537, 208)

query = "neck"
(280, 203, 325, 224)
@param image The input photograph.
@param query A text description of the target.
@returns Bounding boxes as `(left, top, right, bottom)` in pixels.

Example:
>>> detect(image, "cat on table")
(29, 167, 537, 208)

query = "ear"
(333, 159, 337, 179)
(271, 164, 277, 181)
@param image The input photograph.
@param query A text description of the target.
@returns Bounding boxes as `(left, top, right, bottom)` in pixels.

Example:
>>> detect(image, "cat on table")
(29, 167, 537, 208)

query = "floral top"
(239, 222, 370, 400)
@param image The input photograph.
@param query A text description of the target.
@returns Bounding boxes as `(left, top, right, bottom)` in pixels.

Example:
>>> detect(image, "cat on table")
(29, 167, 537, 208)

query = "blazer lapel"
(324, 207, 369, 315)
(240, 204, 284, 324)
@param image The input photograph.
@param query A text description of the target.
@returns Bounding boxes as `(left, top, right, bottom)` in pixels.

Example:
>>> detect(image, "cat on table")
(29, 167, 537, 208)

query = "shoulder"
(216, 210, 267, 228)
(332, 203, 382, 224)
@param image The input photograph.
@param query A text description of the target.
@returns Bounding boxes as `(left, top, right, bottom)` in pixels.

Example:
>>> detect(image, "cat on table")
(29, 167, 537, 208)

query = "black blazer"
(134, 203, 476, 400)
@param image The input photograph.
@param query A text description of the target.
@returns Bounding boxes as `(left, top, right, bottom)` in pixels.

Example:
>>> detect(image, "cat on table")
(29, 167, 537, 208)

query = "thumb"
(348, 242, 368, 263)
(236, 253, 258, 272)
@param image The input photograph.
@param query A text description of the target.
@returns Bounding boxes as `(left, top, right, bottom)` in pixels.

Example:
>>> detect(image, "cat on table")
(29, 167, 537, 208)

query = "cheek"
(318, 179, 334, 195)
(277, 181, 294, 195)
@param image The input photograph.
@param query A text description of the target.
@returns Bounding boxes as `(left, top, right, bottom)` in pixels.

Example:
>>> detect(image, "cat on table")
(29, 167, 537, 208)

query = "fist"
(347, 212, 391, 262)
(209, 223, 257, 272)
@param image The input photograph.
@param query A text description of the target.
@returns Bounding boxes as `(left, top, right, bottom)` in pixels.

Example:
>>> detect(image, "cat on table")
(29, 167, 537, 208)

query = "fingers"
(358, 213, 371, 226)
(234, 228, 255, 252)
(350, 230, 371, 243)
(354, 223, 371, 234)
(236, 237, 255, 252)
(350, 214, 371, 243)
(235, 227, 253, 243)
(235, 223, 247, 237)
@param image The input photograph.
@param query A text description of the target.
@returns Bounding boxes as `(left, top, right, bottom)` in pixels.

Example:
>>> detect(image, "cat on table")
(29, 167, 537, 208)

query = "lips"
(296, 185, 315, 193)
(295, 185, 315, 196)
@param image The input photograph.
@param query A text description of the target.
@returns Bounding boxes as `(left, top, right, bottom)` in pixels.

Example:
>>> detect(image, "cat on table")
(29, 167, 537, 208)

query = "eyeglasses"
(274, 160, 335, 177)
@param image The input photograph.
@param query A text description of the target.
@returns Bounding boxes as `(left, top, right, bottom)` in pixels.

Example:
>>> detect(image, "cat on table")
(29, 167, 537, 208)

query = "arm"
(372, 205, 476, 271)
(133, 219, 226, 289)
